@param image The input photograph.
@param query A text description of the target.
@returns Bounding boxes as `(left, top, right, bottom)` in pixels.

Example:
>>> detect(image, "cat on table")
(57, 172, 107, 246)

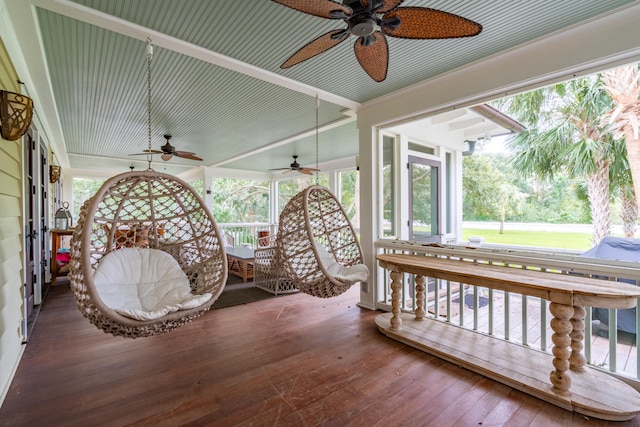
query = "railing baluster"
(374, 239, 640, 381)
(609, 309, 618, 372)
(541, 299, 548, 351)
(473, 285, 479, 331)
(446, 280, 453, 323)
(522, 295, 528, 345)
(504, 291, 510, 340)
(488, 288, 494, 335)
(458, 282, 465, 326)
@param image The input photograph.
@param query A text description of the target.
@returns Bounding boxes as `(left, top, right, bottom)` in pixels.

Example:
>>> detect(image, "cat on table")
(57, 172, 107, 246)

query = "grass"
(462, 228, 594, 251)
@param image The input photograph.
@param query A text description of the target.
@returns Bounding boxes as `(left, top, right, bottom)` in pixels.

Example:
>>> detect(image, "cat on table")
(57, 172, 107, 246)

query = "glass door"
(408, 156, 441, 243)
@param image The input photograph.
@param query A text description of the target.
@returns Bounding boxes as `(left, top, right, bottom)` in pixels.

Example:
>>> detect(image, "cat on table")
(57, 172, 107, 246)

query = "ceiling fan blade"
(268, 167, 293, 171)
(299, 169, 313, 175)
(271, 0, 352, 19)
(174, 152, 203, 161)
(354, 32, 389, 82)
(361, 0, 403, 14)
(129, 149, 164, 156)
(161, 153, 173, 161)
(382, 7, 482, 39)
(300, 167, 320, 172)
(281, 30, 348, 69)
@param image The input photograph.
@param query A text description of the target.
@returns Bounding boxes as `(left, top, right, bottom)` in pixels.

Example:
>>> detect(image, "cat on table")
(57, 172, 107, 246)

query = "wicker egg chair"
(68, 170, 227, 338)
(276, 185, 369, 298)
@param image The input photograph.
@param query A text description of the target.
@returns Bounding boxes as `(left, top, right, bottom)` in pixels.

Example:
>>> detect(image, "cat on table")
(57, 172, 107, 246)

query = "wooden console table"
(376, 253, 640, 421)
(51, 229, 74, 285)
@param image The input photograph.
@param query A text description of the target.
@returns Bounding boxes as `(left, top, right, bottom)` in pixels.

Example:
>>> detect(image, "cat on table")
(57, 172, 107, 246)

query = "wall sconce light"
(1, 90, 34, 141)
(50, 165, 61, 183)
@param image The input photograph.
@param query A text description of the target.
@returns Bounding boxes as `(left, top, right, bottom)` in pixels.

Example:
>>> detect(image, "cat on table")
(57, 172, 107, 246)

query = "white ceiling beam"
(212, 115, 356, 167)
(448, 117, 484, 131)
(429, 110, 466, 124)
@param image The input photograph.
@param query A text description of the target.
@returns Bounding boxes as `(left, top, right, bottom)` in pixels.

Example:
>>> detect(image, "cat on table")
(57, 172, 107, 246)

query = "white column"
(357, 122, 378, 310)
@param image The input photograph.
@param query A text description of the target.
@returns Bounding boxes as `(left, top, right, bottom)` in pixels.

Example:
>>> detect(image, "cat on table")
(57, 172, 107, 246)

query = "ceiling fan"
(272, 0, 482, 82)
(130, 134, 202, 162)
(269, 155, 319, 175)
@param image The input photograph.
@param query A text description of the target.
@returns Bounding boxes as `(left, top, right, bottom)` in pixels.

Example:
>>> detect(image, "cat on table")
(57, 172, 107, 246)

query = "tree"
(210, 178, 270, 223)
(608, 140, 638, 237)
(462, 155, 524, 232)
(601, 64, 640, 212)
(72, 178, 104, 221)
(497, 77, 619, 244)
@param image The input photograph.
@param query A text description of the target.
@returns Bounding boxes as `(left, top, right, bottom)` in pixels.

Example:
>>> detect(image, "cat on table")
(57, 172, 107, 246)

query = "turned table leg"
(570, 305, 587, 372)
(415, 275, 426, 320)
(549, 302, 574, 395)
(390, 270, 403, 331)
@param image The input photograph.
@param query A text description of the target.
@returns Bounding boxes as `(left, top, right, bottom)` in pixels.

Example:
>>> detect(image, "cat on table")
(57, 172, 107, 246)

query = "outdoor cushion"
(315, 243, 369, 283)
(93, 248, 212, 321)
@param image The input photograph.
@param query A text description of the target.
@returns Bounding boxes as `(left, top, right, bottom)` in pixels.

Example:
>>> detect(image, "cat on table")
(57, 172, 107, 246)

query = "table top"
(226, 246, 255, 260)
(377, 253, 640, 308)
(51, 229, 74, 234)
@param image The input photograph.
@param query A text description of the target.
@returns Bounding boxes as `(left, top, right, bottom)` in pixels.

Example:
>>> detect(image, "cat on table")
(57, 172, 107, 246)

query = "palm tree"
(609, 140, 638, 237)
(497, 77, 617, 244)
(601, 64, 640, 212)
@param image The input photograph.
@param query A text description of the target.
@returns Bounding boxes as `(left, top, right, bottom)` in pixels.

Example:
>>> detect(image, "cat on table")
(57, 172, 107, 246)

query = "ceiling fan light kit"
(269, 154, 319, 175)
(272, 0, 482, 82)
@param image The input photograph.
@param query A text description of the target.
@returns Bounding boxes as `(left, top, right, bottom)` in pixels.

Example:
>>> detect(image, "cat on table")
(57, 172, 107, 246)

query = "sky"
(477, 134, 510, 154)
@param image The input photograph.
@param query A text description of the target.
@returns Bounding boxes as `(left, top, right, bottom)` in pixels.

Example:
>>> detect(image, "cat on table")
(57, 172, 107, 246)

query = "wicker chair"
(254, 236, 298, 295)
(68, 170, 227, 338)
(276, 186, 369, 298)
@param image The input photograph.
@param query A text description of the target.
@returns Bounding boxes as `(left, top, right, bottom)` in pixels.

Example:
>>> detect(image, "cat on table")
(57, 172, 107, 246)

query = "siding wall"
(0, 37, 25, 404)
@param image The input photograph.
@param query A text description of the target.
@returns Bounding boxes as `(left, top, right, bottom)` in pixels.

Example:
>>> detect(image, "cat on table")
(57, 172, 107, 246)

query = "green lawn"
(462, 228, 595, 251)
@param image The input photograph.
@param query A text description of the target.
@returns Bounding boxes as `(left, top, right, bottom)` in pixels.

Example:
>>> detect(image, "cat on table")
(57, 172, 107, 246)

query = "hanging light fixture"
(0, 89, 33, 141)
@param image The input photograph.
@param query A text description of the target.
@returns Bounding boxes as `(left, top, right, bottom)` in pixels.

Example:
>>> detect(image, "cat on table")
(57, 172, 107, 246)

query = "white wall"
(0, 37, 25, 406)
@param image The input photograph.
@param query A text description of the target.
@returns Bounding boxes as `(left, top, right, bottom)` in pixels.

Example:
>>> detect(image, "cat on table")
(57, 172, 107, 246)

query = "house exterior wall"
(0, 37, 25, 404)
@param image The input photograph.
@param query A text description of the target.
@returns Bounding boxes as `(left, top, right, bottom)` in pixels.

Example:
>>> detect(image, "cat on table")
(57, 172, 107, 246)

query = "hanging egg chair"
(68, 170, 227, 338)
(276, 185, 369, 298)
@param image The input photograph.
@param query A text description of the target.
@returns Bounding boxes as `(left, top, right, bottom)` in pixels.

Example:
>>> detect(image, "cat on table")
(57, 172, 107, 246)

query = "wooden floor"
(2, 282, 640, 426)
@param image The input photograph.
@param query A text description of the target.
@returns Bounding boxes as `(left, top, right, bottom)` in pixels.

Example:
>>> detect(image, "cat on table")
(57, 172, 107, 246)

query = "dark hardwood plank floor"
(2, 280, 638, 426)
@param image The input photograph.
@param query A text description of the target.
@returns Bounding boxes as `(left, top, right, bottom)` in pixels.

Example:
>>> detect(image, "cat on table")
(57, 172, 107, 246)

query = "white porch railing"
(374, 239, 640, 382)
(218, 223, 276, 248)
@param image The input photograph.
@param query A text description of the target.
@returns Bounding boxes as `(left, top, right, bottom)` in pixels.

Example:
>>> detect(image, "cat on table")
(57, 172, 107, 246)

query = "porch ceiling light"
(0, 90, 34, 141)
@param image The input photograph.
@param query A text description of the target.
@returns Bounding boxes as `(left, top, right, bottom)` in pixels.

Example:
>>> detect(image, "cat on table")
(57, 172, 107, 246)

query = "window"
(339, 169, 359, 227)
(382, 135, 395, 237)
(210, 178, 269, 223)
(277, 174, 329, 214)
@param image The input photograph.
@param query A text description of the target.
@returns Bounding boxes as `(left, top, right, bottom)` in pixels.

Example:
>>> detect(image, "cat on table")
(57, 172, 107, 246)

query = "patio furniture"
(68, 170, 228, 338)
(254, 237, 298, 295)
(582, 236, 640, 335)
(51, 229, 73, 285)
(376, 253, 640, 421)
(226, 246, 255, 283)
(277, 185, 369, 298)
